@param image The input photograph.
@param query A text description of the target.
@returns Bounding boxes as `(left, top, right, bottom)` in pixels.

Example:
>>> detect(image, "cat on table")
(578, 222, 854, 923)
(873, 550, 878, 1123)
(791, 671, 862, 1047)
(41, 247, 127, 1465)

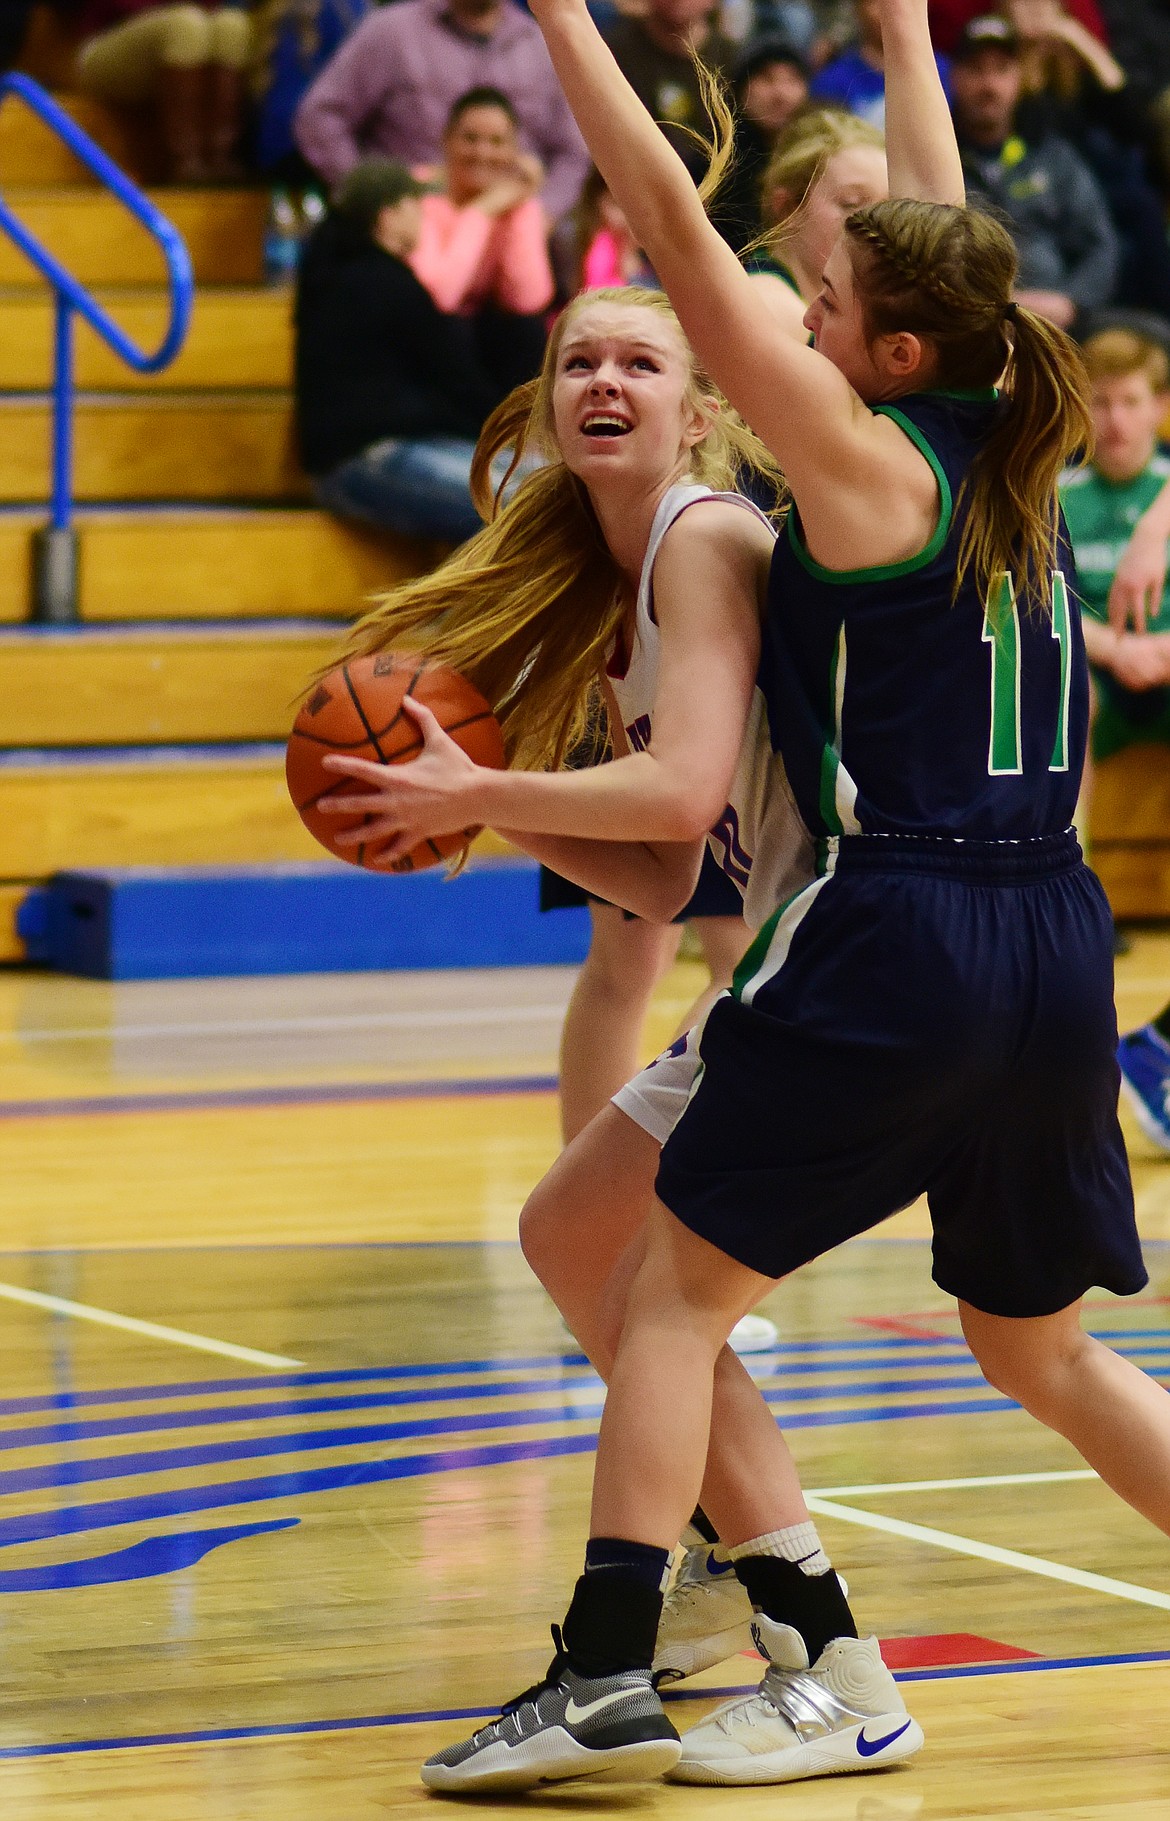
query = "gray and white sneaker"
(421, 1628, 682, 1793)
(652, 1525, 755, 1685)
(669, 1613, 923, 1785)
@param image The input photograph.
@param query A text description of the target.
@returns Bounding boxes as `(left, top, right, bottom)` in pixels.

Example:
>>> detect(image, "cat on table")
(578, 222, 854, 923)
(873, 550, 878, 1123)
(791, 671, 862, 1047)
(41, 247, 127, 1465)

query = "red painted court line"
(854, 1294, 1170, 1344)
(739, 1632, 1038, 1670)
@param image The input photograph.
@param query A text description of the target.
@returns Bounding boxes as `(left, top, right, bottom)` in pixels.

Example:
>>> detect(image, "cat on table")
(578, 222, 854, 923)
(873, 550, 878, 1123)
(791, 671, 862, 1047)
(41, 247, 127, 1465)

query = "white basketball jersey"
(605, 482, 814, 932)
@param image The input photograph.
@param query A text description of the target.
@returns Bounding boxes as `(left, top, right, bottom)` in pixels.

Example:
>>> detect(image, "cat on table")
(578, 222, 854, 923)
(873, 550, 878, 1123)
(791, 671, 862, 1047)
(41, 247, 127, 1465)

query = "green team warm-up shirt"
(1060, 451, 1170, 757)
(1060, 451, 1170, 629)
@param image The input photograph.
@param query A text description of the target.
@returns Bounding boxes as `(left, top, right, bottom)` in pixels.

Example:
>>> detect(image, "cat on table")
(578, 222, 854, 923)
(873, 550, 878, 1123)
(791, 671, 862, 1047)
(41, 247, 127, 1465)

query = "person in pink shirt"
(410, 87, 556, 318)
(410, 86, 555, 391)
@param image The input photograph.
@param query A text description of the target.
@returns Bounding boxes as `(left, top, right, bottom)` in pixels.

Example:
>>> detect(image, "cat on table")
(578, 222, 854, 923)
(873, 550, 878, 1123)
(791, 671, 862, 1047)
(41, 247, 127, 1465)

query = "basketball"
(286, 653, 506, 872)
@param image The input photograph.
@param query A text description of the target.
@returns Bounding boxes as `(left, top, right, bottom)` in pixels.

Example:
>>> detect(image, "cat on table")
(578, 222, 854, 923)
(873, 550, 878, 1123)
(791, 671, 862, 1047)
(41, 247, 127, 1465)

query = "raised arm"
(880, 0, 965, 205)
(526, 0, 940, 560)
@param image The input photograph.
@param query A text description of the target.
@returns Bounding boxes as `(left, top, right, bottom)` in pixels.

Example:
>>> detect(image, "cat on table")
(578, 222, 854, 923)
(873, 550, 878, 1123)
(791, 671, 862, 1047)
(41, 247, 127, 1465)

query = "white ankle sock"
(727, 1522, 832, 1577)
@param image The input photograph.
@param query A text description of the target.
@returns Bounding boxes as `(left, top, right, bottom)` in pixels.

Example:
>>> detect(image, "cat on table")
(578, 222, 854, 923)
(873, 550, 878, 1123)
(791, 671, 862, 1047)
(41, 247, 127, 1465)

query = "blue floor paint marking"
(0, 1382, 1035, 1501)
(0, 1396, 1021, 1554)
(0, 1368, 1023, 1457)
(0, 1075, 559, 1120)
(3, 1647, 1168, 1759)
(0, 1520, 297, 1592)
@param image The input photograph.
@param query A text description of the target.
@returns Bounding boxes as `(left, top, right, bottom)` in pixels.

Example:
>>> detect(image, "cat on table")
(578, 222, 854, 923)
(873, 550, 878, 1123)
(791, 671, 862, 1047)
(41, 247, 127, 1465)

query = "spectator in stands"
(295, 158, 505, 542)
(603, 0, 735, 185)
(293, 0, 588, 222)
(708, 34, 812, 252)
(251, 0, 369, 178)
(1061, 329, 1170, 771)
(409, 87, 553, 394)
(928, 0, 1108, 56)
(75, 0, 251, 182)
(810, 0, 947, 125)
(950, 14, 1118, 327)
(1005, 0, 1170, 320)
(572, 168, 655, 290)
(1094, 0, 1170, 193)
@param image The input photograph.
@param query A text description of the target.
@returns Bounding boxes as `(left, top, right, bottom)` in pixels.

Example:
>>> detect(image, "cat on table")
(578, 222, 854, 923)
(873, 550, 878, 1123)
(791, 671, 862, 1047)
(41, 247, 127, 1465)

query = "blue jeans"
(314, 437, 485, 543)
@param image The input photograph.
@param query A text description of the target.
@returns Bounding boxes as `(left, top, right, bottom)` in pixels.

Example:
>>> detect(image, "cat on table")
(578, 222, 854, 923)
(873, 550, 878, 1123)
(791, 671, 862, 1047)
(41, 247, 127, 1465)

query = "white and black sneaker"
(669, 1613, 923, 1785)
(421, 1628, 682, 1793)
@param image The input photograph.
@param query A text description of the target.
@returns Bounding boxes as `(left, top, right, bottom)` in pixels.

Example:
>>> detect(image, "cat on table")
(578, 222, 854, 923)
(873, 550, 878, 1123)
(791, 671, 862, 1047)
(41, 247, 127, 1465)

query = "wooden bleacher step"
(0, 746, 515, 875)
(0, 621, 342, 745)
(0, 189, 265, 287)
(0, 90, 157, 187)
(0, 287, 292, 390)
(0, 510, 435, 621)
(0, 393, 304, 499)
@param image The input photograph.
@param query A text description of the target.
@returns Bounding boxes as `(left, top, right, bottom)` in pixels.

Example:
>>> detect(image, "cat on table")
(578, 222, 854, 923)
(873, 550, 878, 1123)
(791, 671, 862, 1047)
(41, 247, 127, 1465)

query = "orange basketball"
(286, 653, 506, 872)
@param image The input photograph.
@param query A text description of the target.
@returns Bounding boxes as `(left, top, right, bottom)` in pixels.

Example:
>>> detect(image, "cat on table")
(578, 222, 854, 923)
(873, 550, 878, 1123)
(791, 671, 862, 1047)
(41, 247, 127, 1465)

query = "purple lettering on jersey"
(709, 804, 752, 889)
(626, 714, 652, 754)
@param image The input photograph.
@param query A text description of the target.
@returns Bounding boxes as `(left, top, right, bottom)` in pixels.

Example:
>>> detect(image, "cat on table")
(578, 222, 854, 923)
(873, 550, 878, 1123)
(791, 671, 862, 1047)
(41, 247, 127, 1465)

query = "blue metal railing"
(0, 74, 194, 620)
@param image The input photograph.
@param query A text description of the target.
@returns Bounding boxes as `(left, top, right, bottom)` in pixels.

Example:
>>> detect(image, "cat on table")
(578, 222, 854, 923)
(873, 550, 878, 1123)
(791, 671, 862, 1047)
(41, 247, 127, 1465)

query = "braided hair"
(843, 199, 1092, 615)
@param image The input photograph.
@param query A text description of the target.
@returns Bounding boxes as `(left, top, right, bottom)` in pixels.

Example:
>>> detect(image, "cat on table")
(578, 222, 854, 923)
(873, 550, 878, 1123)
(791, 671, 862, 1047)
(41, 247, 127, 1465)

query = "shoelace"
(500, 1625, 570, 1719)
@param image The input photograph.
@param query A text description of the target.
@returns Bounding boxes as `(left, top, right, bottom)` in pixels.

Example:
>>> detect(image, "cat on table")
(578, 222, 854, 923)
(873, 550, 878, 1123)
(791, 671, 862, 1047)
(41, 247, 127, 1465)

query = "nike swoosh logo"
(564, 1689, 636, 1725)
(856, 1719, 914, 1758)
(706, 1551, 736, 1576)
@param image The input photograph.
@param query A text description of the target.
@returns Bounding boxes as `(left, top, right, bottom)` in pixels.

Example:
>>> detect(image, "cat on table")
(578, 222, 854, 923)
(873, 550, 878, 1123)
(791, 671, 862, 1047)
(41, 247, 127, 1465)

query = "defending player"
(321, 0, 1170, 1793)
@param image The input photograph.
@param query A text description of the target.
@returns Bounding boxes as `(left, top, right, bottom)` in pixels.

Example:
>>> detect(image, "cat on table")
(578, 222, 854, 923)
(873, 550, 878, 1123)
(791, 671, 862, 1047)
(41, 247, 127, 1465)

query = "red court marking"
(740, 1633, 1038, 1669)
(878, 1634, 1039, 1670)
(850, 1315, 954, 1340)
(853, 1294, 1170, 1344)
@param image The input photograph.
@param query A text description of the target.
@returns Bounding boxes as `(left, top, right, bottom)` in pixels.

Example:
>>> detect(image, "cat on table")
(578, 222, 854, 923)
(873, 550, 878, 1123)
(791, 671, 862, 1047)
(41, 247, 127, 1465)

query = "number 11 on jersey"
(982, 571, 1072, 777)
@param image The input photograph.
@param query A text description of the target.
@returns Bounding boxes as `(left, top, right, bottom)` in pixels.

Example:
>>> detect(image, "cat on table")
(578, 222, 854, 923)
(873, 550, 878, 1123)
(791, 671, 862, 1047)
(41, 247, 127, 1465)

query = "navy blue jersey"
(763, 391, 1087, 841)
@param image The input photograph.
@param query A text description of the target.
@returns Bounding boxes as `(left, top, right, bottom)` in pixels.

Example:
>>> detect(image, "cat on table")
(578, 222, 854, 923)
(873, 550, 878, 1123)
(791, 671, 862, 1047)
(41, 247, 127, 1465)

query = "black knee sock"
(733, 1555, 858, 1664)
(1152, 1002, 1170, 1044)
(561, 1538, 671, 1677)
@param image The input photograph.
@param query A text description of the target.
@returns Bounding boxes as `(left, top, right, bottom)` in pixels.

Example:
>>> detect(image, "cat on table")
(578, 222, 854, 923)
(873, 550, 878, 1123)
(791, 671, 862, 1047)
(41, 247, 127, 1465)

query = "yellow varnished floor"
(0, 940, 1167, 1816)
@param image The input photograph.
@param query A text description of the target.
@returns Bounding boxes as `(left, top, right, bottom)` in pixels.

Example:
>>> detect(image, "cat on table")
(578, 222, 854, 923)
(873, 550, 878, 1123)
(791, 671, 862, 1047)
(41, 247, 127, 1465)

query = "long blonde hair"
(844, 198, 1093, 612)
(335, 288, 784, 770)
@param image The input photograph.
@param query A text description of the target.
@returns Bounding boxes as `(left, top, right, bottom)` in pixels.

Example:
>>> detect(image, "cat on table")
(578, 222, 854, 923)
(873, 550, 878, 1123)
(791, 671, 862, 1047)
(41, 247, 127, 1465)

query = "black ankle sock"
(562, 1551, 668, 1677)
(688, 1506, 719, 1544)
(1153, 1002, 1170, 1044)
(584, 1535, 671, 1590)
(733, 1555, 858, 1664)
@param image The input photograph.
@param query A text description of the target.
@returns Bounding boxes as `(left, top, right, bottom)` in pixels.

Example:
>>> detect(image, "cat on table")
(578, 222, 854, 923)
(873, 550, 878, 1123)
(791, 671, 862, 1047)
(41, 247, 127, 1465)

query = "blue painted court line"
(0, 1077, 560, 1119)
(0, 1370, 1020, 1455)
(0, 1379, 1037, 1498)
(0, 1399, 1025, 1551)
(2, 1647, 1167, 1759)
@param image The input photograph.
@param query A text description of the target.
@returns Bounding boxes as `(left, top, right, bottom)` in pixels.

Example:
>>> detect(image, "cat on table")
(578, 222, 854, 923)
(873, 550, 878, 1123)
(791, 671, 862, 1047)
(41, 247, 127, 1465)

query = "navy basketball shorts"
(655, 831, 1145, 1318)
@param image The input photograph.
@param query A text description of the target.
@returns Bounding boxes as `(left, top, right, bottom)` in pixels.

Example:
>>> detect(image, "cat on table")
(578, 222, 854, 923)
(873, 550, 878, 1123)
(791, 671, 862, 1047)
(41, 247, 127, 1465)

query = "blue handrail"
(0, 74, 194, 616)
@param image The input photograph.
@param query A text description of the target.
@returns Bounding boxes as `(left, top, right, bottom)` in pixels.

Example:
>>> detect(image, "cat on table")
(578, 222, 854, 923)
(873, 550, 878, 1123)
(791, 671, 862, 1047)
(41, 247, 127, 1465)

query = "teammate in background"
(340, 0, 1170, 1791)
(750, 107, 886, 328)
(1062, 330, 1170, 1144)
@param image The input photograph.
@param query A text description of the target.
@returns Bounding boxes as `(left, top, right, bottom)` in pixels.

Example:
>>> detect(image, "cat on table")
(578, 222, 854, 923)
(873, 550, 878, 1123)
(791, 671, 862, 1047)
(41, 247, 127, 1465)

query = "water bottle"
(264, 188, 301, 286)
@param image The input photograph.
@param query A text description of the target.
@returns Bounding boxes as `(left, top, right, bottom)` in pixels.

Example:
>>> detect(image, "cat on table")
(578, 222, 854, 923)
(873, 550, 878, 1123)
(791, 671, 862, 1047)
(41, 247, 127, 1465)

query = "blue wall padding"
(17, 860, 591, 980)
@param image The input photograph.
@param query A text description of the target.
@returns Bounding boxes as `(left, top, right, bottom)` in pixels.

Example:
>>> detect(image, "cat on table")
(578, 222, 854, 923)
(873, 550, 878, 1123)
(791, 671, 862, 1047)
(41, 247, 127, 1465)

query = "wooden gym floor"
(0, 938, 1169, 1819)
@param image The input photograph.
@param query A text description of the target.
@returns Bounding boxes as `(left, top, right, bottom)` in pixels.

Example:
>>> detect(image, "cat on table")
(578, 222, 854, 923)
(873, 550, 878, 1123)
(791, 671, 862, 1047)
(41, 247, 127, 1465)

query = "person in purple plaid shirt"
(293, 0, 589, 221)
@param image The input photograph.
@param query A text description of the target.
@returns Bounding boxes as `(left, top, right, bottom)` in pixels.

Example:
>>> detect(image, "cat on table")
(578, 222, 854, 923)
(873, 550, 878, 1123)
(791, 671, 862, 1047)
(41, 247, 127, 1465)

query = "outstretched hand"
(1109, 520, 1169, 635)
(319, 697, 487, 867)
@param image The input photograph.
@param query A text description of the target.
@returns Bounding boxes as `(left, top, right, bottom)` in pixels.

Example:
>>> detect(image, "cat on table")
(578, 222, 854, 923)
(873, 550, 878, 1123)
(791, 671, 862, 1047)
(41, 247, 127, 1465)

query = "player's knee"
(962, 1306, 1090, 1416)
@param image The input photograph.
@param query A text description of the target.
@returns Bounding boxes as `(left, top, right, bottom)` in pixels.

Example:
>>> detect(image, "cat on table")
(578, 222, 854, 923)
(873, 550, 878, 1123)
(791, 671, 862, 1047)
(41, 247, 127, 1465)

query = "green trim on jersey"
(785, 407, 954, 585)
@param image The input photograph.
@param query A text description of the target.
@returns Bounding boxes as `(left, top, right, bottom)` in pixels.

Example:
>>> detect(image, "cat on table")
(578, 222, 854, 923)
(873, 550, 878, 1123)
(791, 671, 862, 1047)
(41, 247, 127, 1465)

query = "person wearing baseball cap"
(950, 15, 1119, 328)
(709, 36, 813, 250)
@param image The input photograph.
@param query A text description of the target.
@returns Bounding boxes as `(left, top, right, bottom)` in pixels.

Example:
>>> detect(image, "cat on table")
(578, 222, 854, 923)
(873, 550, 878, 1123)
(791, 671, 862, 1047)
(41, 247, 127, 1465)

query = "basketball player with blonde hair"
(317, 0, 1170, 1791)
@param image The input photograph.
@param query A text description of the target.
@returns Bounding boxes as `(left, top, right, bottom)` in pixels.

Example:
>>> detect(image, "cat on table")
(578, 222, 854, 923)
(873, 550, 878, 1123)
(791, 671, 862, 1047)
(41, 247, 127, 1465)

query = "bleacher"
(0, 10, 454, 968)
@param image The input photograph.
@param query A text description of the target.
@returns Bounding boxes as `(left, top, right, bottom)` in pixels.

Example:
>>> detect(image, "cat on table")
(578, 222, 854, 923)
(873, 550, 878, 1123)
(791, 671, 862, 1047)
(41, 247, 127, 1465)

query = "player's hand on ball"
(319, 697, 485, 863)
